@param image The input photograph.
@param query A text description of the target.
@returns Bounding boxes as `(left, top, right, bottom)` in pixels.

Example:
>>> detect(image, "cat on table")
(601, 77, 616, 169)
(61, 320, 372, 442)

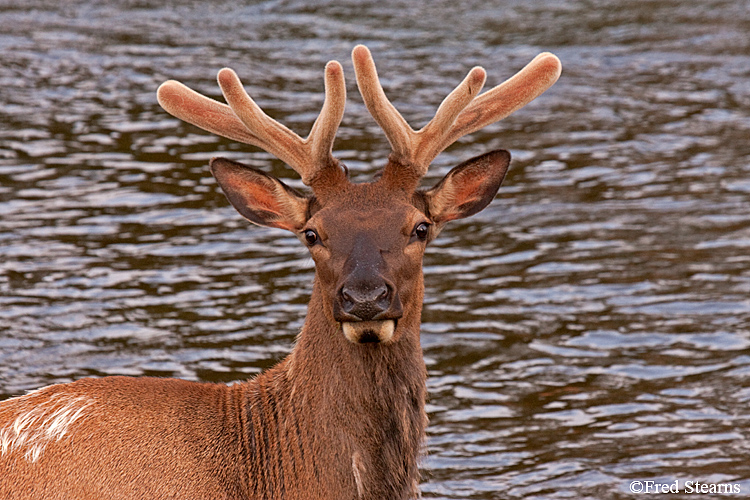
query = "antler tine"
(352, 45, 561, 179)
(412, 65, 487, 170)
(351, 45, 415, 166)
(157, 61, 346, 187)
(157, 79, 263, 147)
(308, 61, 347, 168)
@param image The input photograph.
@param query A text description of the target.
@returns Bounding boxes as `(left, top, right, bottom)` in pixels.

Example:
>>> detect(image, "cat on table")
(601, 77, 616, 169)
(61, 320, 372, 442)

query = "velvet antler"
(157, 61, 346, 187)
(352, 45, 561, 182)
(157, 46, 561, 192)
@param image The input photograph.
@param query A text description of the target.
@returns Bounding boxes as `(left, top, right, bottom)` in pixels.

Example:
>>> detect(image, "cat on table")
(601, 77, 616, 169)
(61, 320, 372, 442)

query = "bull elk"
(0, 45, 561, 499)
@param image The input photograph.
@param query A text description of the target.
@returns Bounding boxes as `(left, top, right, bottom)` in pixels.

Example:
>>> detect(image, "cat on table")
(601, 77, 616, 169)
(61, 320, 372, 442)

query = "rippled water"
(2, 0, 750, 498)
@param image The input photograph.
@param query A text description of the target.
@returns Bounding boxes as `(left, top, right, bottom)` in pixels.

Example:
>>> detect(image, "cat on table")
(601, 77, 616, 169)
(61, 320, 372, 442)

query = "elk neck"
(232, 276, 428, 498)
(291, 276, 426, 417)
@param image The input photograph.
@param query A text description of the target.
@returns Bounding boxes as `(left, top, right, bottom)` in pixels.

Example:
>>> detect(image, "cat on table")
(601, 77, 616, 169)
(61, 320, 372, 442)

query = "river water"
(1, 1, 749, 498)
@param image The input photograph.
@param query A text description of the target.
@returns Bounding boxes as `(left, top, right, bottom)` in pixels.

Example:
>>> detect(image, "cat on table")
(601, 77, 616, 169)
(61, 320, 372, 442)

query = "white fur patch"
(352, 451, 365, 498)
(0, 391, 93, 463)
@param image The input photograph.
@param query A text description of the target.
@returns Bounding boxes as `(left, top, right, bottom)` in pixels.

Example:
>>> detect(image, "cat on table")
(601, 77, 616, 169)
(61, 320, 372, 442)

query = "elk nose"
(339, 282, 391, 321)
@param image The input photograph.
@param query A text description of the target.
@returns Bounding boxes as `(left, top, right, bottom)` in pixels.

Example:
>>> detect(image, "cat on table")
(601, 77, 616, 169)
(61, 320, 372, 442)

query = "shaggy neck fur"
(236, 279, 427, 500)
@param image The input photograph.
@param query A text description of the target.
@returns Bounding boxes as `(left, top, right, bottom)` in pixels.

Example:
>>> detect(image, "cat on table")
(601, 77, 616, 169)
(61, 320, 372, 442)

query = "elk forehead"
(309, 182, 426, 247)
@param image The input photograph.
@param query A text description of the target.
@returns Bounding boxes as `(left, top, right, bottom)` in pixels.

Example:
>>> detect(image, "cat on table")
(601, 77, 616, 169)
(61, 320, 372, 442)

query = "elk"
(0, 45, 561, 499)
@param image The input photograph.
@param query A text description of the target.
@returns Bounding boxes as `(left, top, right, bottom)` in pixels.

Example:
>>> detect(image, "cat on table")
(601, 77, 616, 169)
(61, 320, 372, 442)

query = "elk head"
(157, 45, 561, 345)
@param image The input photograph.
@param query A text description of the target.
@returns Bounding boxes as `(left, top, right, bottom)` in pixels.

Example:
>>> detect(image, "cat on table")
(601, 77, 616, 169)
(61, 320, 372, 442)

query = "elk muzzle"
(333, 242, 403, 344)
(335, 280, 403, 344)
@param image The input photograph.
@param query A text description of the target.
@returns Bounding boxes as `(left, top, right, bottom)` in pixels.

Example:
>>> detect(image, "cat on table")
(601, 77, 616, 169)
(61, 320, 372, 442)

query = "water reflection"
(2, 0, 750, 498)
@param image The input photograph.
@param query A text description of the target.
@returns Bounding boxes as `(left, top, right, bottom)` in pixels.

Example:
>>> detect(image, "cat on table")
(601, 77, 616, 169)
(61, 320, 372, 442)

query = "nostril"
(340, 288, 355, 314)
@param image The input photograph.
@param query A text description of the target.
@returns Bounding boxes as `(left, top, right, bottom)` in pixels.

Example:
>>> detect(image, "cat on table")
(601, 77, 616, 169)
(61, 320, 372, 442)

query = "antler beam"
(157, 61, 346, 186)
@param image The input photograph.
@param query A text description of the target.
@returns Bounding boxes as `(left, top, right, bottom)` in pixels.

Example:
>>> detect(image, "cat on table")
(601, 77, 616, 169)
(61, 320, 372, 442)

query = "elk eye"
(303, 229, 319, 246)
(414, 222, 430, 241)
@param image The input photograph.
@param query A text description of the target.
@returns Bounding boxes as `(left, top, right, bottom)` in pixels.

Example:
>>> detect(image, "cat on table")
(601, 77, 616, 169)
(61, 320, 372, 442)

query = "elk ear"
(424, 150, 511, 224)
(209, 157, 308, 232)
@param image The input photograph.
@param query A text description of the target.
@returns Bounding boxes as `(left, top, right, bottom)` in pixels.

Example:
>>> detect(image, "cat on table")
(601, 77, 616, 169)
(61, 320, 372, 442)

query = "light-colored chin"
(342, 320, 396, 344)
